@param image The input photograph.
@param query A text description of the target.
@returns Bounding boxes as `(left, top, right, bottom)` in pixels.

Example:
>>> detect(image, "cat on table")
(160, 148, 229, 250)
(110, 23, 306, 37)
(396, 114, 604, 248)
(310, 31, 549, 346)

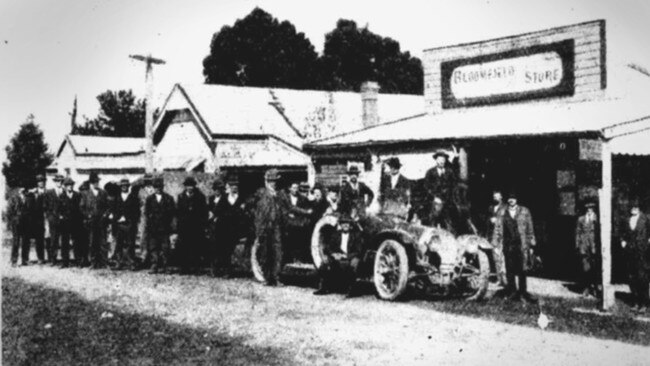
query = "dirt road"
(4, 264, 650, 366)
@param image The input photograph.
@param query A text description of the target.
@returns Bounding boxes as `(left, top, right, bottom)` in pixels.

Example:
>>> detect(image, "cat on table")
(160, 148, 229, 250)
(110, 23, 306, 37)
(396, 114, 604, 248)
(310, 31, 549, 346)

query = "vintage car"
(250, 212, 492, 301)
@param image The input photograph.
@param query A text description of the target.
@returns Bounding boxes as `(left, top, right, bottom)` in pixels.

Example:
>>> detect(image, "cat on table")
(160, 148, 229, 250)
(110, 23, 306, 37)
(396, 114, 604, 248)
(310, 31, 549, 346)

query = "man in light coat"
(492, 191, 537, 303)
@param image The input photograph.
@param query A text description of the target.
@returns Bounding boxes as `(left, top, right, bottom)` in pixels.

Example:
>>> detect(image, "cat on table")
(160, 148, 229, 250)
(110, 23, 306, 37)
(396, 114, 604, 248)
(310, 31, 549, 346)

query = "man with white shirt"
(80, 172, 109, 269)
(339, 166, 374, 217)
(58, 178, 83, 268)
(378, 157, 411, 217)
(284, 182, 312, 263)
(145, 177, 175, 274)
(44, 174, 64, 264)
(110, 178, 140, 270)
(313, 215, 363, 297)
(424, 150, 458, 206)
(31, 174, 47, 264)
(575, 201, 600, 297)
(620, 199, 650, 312)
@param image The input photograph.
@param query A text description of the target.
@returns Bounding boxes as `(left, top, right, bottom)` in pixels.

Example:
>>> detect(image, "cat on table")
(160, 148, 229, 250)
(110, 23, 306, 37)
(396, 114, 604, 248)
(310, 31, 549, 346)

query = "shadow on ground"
(2, 277, 296, 366)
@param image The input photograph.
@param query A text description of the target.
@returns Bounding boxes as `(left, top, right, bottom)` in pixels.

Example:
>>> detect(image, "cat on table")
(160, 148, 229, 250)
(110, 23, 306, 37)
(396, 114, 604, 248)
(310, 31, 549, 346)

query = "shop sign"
(579, 139, 602, 161)
(441, 40, 575, 108)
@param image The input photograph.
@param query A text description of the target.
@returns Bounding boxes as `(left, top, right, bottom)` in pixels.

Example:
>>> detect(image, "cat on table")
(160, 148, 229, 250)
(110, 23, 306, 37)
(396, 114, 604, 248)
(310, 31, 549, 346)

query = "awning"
(215, 137, 310, 167)
(609, 128, 650, 156)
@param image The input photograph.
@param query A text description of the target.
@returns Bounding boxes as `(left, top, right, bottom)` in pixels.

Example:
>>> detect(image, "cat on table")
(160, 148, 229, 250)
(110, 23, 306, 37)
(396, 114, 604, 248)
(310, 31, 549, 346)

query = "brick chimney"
(361, 81, 380, 128)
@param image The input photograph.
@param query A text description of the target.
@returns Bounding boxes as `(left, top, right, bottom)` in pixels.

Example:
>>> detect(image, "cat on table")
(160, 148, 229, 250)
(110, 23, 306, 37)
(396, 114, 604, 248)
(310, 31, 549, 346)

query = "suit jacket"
(492, 206, 536, 272)
(80, 188, 109, 224)
(486, 203, 507, 238)
(284, 192, 311, 228)
(111, 191, 140, 228)
(324, 228, 363, 261)
(621, 213, 650, 262)
(208, 194, 245, 232)
(379, 173, 411, 216)
(31, 188, 46, 227)
(575, 215, 599, 255)
(339, 181, 375, 216)
(58, 191, 82, 228)
(44, 188, 62, 223)
(250, 187, 310, 235)
(7, 193, 34, 233)
(424, 165, 457, 201)
(145, 193, 176, 235)
(176, 190, 208, 234)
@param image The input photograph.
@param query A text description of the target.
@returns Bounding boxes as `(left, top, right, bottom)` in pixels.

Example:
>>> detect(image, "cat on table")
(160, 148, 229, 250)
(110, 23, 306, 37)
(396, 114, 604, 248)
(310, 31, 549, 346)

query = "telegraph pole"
(129, 54, 165, 173)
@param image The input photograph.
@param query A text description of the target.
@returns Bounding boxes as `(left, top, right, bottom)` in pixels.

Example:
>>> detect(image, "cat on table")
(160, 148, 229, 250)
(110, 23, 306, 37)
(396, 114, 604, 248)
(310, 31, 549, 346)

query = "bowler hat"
(299, 182, 310, 193)
(584, 201, 597, 209)
(36, 174, 46, 182)
(338, 215, 355, 224)
(226, 175, 239, 186)
(88, 172, 100, 183)
(183, 177, 197, 187)
(153, 177, 164, 189)
(506, 191, 518, 200)
(347, 166, 361, 175)
(119, 178, 130, 186)
(53, 174, 64, 182)
(385, 157, 401, 169)
(264, 169, 280, 181)
(433, 150, 449, 159)
(629, 198, 641, 208)
(143, 173, 154, 184)
(63, 177, 75, 186)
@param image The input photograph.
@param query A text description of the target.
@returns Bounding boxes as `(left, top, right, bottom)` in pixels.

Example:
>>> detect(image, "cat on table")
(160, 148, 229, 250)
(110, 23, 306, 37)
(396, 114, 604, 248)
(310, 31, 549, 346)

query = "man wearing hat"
(137, 173, 155, 267)
(8, 186, 35, 266)
(207, 178, 227, 275)
(59, 177, 83, 267)
(492, 191, 537, 303)
(620, 198, 650, 312)
(109, 178, 141, 270)
(378, 157, 411, 216)
(575, 201, 600, 297)
(339, 165, 374, 218)
(176, 176, 208, 274)
(424, 149, 458, 206)
(30, 174, 47, 264)
(80, 171, 109, 268)
(44, 174, 65, 264)
(211, 176, 246, 276)
(313, 215, 364, 297)
(284, 181, 313, 262)
(145, 177, 175, 274)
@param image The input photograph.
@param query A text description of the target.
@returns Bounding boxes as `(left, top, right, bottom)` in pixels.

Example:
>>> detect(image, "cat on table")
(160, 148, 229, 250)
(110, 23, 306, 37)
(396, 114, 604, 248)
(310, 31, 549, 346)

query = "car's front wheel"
(373, 239, 409, 301)
(250, 238, 266, 283)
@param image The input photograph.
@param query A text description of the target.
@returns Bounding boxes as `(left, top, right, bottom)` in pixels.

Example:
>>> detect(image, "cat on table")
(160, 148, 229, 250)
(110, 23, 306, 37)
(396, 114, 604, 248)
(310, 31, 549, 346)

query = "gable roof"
(57, 135, 146, 157)
(153, 83, 424, 148)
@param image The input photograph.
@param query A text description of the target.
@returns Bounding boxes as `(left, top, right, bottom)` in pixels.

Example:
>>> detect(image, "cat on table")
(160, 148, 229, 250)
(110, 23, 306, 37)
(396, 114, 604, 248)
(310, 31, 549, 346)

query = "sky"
(1, 0, 649, 155)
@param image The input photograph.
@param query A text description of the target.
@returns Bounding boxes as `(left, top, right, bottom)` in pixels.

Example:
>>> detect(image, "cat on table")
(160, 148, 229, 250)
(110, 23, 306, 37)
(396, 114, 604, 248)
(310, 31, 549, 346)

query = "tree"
(3, 115, 54, 188)
(72, 89, 146, 137)
(319, 20, 423, 94)
(203, 7, 320, 89)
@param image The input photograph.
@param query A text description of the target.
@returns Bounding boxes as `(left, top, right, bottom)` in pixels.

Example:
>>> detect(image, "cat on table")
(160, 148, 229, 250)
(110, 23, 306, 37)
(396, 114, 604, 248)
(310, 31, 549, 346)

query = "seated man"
(314, 216, 363, 297)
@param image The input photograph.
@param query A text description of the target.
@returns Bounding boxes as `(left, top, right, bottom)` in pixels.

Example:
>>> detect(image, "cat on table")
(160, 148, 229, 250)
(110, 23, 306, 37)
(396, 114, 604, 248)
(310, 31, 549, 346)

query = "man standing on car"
(80, 172, 109, 269)
(378, 157, 411, 217)
(339, 166, 374, 217)
(44, 174, 64, 264)
(176, 177, 208, 274)
(313, 215, 364, 297)
(492, 191, 537, 304)
(145, 177, 175, 274)
(620, 198, 650, 312)
(424, 149, 458, 206)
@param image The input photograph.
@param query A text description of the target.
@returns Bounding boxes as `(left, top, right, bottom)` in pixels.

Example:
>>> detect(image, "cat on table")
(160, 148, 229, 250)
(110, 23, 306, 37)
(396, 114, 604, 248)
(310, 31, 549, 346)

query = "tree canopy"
(202, 8, 423, 94)
(3, 115, 54, 188)
(203, 7, 320, 89)
(72, 89, 146, 137)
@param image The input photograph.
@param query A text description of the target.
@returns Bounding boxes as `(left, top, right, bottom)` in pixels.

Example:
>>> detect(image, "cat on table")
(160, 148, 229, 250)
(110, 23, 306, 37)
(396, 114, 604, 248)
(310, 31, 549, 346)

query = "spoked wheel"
(250, 238, 266, 283)
(457, 249, 490, 301)
(311, 215, 339, 270)
(373, 239, 409, 301)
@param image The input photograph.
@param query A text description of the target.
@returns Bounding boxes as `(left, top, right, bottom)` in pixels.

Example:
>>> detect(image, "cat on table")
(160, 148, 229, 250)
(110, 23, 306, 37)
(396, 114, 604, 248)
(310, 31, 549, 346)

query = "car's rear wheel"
(310, 215, 339, 269)
(250, 238, 266, 283)
(373, 239, 409, 301)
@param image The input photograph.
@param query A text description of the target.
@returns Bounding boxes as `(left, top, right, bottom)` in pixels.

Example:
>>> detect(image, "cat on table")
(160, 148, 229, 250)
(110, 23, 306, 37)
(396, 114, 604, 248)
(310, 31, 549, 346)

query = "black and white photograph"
(1, 0, 650, 364)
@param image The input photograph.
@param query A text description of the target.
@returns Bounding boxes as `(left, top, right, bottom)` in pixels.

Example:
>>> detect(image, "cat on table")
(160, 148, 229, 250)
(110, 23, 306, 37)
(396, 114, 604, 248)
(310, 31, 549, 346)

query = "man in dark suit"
(44, 174, 64, 264)
(424, 150, 458, 206)
(59, 178, 83, 268)
(339, 166, 374, 217)
(176, 176, 208, 274)
(313, 216, 364, 297)
(8, 187, 34, 266)
(620, 199, 650, 312)
(378, 157, 411, 217)
(575, 201, 600, 297)
(283, 182, 313, 263)
(30, 174, 47, 264)
(145, 177, 176, 274)
(110, 178, 140, 270)
(211, 177, 246, 276)
(80, 172, 109, 268)
(207, 178, 227, 276)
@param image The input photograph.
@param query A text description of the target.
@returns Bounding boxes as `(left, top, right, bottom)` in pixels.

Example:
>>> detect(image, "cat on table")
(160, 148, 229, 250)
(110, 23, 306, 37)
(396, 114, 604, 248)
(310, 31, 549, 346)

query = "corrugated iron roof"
(215, 136, 310, 167)
(62, 135, 146, 156)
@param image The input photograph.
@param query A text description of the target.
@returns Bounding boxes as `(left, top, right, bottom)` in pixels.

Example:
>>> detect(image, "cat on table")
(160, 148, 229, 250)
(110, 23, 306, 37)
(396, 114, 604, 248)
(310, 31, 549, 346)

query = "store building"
(305, 19, 650, 307)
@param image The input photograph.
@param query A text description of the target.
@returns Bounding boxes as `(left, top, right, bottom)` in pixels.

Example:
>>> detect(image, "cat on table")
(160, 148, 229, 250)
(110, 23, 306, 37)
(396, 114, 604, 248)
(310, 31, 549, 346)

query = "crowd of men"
(6, 149, 650, 311)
